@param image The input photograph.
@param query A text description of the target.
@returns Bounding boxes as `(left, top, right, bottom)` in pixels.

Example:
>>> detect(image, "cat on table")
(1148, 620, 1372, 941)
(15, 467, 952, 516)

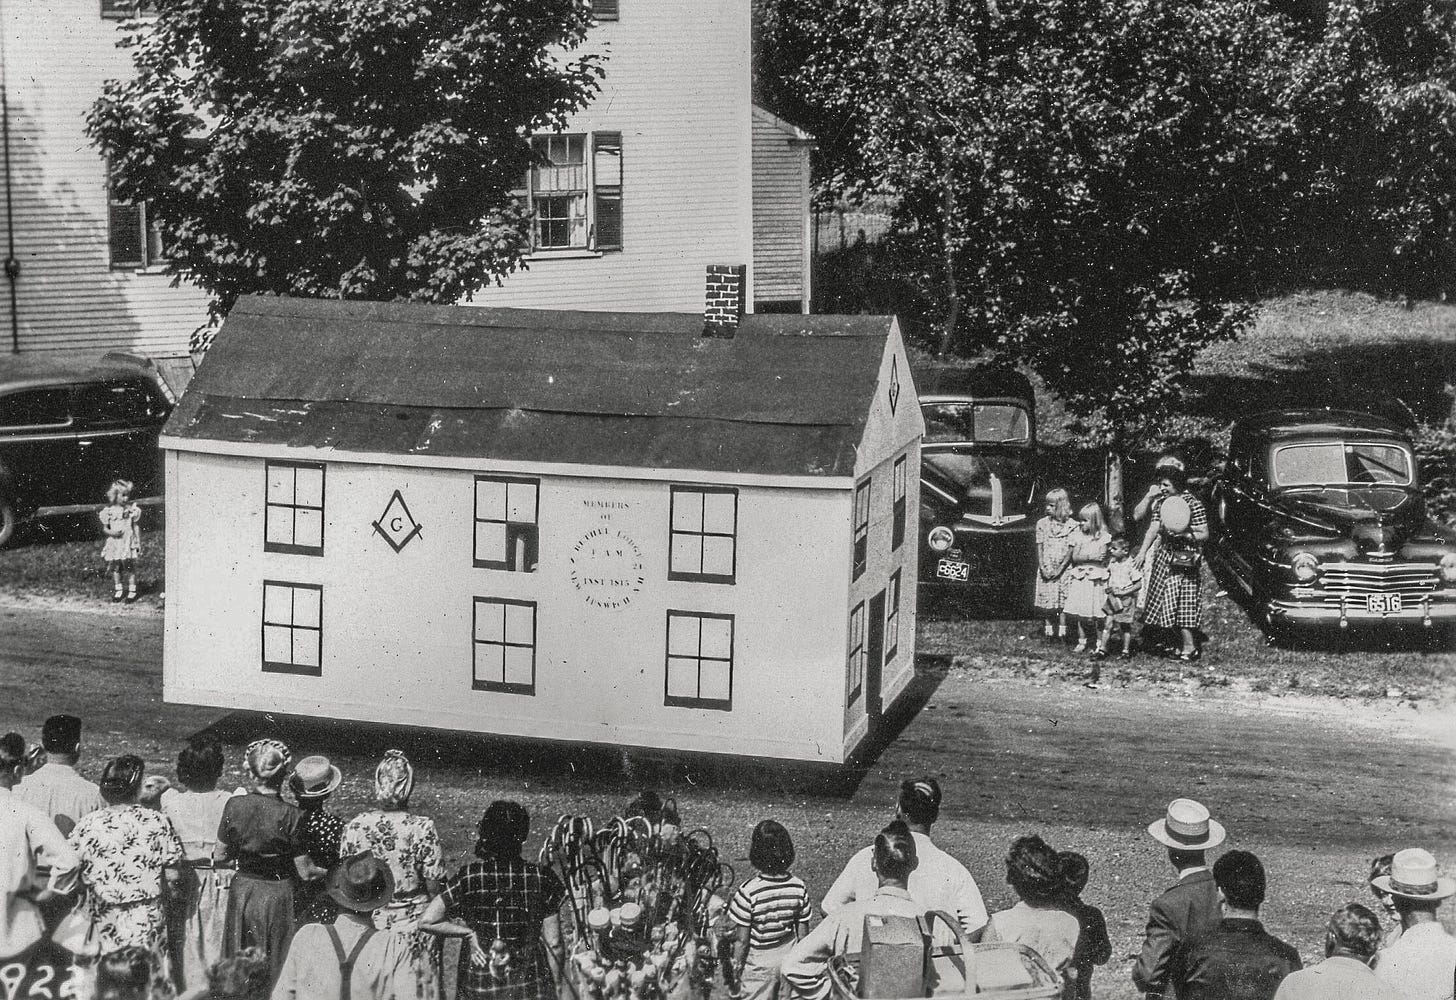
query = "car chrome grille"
(1318, 563, 1439, 597)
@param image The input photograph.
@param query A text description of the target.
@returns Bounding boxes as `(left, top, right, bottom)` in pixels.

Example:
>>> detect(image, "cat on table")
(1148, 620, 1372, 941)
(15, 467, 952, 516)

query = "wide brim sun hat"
(1148, 797, 1226, 851)
(1370, 848, 1456, 901)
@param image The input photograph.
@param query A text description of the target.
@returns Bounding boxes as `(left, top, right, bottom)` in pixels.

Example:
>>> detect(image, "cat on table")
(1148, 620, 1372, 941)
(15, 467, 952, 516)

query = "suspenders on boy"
(324, 924, 377, 1000)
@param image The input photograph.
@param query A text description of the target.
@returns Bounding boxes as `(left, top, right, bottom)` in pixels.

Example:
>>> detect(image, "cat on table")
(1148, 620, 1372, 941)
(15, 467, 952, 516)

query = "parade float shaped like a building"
(160, 293, 923, 762)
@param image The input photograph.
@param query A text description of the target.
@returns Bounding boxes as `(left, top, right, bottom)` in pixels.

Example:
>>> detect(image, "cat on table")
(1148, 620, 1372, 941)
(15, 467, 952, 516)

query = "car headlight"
(1440, 553, 1456, 584)
(1291, 552, 1320, 583)
(927, 526, 955, 552)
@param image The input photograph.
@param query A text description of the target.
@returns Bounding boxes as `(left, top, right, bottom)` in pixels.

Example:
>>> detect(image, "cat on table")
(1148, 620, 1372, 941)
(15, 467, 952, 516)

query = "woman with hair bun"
(420, 800, 566, 1000)
(70, 755, 186, 997)
(982, 835, 1080, 986)
(161, 736, 236, 992)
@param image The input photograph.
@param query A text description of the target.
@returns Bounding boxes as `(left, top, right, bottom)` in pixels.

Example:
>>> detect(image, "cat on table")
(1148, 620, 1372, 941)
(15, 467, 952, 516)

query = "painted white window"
(474, 476, 539, 572)
(853, 478, 871, 580)
(529, 132, 622, 251)
(262, 581, 322, 676)
(664, 611, 733, 711)
(886, 570, 902, 663)
(847, 601, 865, 705)
(669, 486, 737, 584)
(892, 455, 907, 550)
(265, 462, 325, 555)
(472, 598, 537, 695)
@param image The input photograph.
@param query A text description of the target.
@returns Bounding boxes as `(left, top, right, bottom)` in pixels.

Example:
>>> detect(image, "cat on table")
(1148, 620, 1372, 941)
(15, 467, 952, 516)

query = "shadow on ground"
(194, 656, 949, 802)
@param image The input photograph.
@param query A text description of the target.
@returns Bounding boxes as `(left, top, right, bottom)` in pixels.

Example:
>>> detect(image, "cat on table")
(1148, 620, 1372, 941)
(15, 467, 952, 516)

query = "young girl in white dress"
(99, 479, 142, 603)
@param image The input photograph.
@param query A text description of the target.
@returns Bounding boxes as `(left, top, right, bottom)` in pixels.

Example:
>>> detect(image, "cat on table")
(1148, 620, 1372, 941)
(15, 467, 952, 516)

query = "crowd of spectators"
(2, 716, 1453, 1000)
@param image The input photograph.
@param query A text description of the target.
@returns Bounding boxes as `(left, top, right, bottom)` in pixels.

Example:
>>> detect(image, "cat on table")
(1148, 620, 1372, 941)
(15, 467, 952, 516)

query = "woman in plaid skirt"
(1140, 465, 1209, 661)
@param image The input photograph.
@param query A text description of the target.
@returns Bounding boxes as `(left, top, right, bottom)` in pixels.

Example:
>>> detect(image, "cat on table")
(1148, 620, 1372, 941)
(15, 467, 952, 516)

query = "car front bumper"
(1265, 592, 1456, 629)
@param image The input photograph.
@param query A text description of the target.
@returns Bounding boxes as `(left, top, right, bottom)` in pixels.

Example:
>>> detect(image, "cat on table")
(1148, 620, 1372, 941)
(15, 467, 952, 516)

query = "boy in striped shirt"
(729, 820, 811, 1000)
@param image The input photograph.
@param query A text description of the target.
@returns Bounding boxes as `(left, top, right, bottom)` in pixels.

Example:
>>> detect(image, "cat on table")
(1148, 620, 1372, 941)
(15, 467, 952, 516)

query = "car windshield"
(922, 402, 1031, 444)
(1272, 442, 1413, 487)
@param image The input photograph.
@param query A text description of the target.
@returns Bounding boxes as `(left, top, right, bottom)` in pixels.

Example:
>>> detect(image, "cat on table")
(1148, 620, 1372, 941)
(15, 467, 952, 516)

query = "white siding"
(0, 2, 210, 356)
(481, 0, 754, 314)
(751, 108, 811, 310)
(164, 451, 855, 762)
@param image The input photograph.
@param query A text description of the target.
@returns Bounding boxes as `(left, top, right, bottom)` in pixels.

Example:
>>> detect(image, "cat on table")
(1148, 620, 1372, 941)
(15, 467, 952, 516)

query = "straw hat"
(1370, 848, 1456, 901)
(289, 755, 342, 800)
(1148, 798, 1226, 851)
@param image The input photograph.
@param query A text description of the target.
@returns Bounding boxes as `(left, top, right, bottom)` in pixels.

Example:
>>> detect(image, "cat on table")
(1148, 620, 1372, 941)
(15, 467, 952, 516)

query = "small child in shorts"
(1094, 535, 1142, 671)
(728, 820, 810, 1000)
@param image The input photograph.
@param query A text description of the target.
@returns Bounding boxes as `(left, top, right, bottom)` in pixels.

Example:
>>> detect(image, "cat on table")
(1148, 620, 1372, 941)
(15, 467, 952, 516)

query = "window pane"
(294, 466, 324, 507)
(667, 614, 700, 657)
(292, 629, 320, 667)
(292, 587, 321, 628)
(476, 479, 506, 518)
(76, 383, 149, 424)
(594, 137, 622, 186)
(702, 535, 734, 578)
(504, 603, 534, 645)
(506, 482, 537, 524)
(665, 657, 698, 699)
(0, 388, 71, 428)
(293, 508, 323, 549)
(699, 660, 731, 702)
(474, 644, 505, 683)
(265, 508, 294, 546)
(504, 646, 534, 687)
(672, 491, 703, 532)
(475, 602, 505, 642)
(670, 533, 702, 575)
(702, 492, 736, 534)
(266, 466, 293, 504)
(699, 617, 732, 661)
(263, 625, 293, 664)
(263, 584, 293, 624)
(475, 522, 507, 564)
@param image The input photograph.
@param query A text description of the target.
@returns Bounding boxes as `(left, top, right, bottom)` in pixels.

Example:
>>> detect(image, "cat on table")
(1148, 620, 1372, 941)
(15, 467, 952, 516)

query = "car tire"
(0, 500, 16, 548)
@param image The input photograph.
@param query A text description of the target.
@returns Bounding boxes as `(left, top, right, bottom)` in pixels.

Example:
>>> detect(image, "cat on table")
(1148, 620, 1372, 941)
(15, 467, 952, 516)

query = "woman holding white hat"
(1139, 465, 1209, 662)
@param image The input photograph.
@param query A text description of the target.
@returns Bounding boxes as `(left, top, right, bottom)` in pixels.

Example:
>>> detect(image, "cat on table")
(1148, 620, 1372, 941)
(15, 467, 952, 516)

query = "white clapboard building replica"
(161, 294, 922, 762)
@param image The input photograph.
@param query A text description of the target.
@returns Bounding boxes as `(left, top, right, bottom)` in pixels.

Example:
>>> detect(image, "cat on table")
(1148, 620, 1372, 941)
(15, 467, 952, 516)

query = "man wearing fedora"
(272, 853, 396, 1000)
(1273, 903, 1405, 1000)
(1370, 847, 1456, 999)
(1133, 798, 1225, 1000)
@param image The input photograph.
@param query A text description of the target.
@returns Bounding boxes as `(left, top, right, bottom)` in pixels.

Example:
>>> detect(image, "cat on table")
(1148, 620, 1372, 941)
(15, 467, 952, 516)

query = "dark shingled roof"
(164, 296, 896, 478)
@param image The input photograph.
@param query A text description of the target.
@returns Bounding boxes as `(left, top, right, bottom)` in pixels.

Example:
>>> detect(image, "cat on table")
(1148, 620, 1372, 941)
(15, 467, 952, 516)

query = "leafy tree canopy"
(88, 0, 603, 323)
(762, 0, 1305, 447)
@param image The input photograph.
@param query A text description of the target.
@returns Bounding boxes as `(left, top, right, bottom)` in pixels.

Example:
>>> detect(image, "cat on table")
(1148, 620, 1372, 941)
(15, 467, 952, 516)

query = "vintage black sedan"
(915, 365, 1041, 610)
(1208, 408, 1456, 636)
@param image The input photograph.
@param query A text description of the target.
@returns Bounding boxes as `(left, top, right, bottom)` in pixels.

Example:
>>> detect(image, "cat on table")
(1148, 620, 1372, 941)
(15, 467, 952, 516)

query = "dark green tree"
(87, 0, 603, 325)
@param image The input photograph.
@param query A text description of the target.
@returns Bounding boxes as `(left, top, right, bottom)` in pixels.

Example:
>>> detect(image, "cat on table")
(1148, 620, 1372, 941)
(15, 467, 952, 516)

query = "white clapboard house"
(0, 0, 812, 357)
(160, 293, 921, 762)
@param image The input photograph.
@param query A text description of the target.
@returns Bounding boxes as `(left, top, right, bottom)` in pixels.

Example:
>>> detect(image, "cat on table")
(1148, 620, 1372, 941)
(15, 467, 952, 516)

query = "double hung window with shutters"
(664, 611, 733, 711)
(474, 476, 539, 572)
(847, 602, 865, 704)
(265, 462, 325, 556)
(669, 487, 737, 584)
(529, 133, 622, 252)
(107, 172, 167, 270)
(262, 581, 322, 675)
(852, 479, 871, 580)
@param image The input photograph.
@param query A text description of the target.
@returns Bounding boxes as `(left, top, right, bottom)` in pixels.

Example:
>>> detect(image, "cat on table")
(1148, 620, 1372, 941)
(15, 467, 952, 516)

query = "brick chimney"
(702, 264, 746, 338)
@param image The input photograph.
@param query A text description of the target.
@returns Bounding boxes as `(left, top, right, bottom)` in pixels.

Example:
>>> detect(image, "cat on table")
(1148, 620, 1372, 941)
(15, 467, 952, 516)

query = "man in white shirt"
(820, 777, 988, 939)
(271, 853, 396, 1000)
(0, 733, 79, 962)
(16, 715, 103, 836)
(783, 822, 926, 1000)
(1273, 904, 1405, 1000)
(1370, 847, 1456, 1000)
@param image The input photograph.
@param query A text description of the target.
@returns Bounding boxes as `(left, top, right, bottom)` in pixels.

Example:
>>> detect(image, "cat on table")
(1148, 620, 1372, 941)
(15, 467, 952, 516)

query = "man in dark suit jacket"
(1133, 798, 1225, 1000)
(1170, 850, 1301, 1000)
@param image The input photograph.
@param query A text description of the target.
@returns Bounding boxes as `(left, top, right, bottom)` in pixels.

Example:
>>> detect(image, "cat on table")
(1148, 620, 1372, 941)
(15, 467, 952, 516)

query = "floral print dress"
(69, 803, 185, 995)
(1034, 516, 1077, 612)
(341, 810, 445, 1000)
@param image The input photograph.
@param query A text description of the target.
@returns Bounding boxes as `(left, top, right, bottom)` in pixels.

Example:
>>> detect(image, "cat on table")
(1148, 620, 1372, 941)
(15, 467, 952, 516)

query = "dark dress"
(1059, 898, 1111, 1000)
(438, 856, 567, 1000)
(295, 807, 346, 924)
(1170, 917, 1301, 1000)
(217, 793, 304, 984)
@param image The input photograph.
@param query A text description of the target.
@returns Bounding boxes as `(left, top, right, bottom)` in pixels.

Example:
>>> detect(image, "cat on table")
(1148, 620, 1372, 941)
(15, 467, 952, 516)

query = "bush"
(1415, 421, 1456, 526)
